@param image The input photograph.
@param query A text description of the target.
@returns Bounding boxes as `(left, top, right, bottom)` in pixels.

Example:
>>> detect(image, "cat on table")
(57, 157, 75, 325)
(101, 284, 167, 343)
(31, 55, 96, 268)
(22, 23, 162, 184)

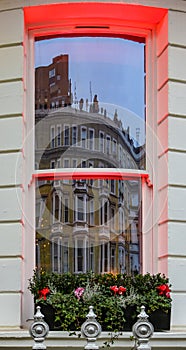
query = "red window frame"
(25, 2, 166, 186)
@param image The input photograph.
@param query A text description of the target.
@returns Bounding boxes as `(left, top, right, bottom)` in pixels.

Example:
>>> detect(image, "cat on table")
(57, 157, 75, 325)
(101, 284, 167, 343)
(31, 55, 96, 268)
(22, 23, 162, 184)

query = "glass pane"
(35, 37, 145, 171)
(35, 178, 142, 274)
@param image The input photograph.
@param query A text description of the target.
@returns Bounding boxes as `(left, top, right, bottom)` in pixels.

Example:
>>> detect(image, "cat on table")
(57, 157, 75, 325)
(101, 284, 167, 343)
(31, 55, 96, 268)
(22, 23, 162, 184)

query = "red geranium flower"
(118, 286, 126, 295)
(157, 284, 171, 298)
(110, 285, 119, 295)
(110, 285, 126, 295)
(38, 287, 50, 300)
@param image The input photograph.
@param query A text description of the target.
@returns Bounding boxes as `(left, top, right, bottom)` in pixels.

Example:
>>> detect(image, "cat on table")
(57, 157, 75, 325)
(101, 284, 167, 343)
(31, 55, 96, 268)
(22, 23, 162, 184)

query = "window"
(63, 159, 70, 168)
(64, 198, 69, 223)
(57, 125, 61, 146)
(81, 127, 87, 148)
(64, 125, 70, 146)
(100, 243, 109, 273)
(100, 199, 109, 226)
(52, 191, 61, 223)
(63, 243, 69, 273)
(29, 2, 166, 276)
(36, 197, 46, 228)
(50, 160, 55, 169)
(72, 125, 78, 146)
(110, 207, 115, 231)
(99, 131, 104, 153)
(81, 160, 86, 168)
(50, 126, 55, 148)
(112, 138, 117, 155)
(89, 129, 94, 150)
(72, 159, 77, 169)
(52, 237, 62, 273)
(89, 244, 94, 272)
(110, 180, 115, 194)
(49, 68, 55, 78)
(75, 195, 86, 222)
(106, 135, 111, 155)
(75, 239, 84, 273)
(89, 199, 94, 226)
(111, 246, 116, 272)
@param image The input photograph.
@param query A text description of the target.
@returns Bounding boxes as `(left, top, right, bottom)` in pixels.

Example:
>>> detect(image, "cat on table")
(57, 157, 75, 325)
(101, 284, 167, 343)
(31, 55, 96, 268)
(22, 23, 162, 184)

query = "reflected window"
(64, 198, 69, 223)
(72, 125, 78, 146)
(81, 127, 87, 148)
(99, 131, 104, 153)
(64, 125, 70, 146)
(57, 125, 61, 146)
(50, 126, 55, 148)
(35, 35, 145, 274)
(89, 129, 94, 150)
(36, 178, 141, 274)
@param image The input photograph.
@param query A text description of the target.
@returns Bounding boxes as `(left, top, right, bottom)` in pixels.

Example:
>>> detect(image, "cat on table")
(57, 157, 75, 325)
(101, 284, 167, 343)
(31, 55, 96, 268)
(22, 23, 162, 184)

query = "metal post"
(81, 306, 102, 350)
(29, 306, 49, 350)
(132, 305, 154, 350)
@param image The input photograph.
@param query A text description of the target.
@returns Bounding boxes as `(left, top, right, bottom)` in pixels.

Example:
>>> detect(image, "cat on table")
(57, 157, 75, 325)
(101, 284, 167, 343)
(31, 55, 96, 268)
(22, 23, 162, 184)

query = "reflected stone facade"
(35, 105, 144, 274)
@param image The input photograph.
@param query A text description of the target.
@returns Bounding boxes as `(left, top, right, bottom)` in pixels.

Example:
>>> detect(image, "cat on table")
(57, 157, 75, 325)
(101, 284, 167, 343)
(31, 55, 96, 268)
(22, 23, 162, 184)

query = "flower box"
(149, 309, 171, 331)
(36, 304, 171, 332)
(29, 271, 172, 332)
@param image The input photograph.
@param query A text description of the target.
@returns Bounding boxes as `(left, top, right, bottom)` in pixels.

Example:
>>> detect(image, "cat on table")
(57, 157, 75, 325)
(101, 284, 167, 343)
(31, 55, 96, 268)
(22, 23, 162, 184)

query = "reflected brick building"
(35, 54, 72, 110)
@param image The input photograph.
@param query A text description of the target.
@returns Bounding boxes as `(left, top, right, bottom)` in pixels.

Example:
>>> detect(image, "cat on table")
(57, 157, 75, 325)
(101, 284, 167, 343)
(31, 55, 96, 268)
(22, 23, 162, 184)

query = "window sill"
(0, 330, 186, 349)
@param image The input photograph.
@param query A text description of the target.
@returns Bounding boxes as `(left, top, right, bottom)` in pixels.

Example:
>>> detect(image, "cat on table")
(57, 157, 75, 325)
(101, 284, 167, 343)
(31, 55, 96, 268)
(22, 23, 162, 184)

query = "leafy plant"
(28, 270, 172, 331)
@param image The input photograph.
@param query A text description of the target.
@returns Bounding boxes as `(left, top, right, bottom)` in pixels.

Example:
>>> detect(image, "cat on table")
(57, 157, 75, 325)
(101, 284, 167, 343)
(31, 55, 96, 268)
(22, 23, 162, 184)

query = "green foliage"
(28, 270, 172, 331)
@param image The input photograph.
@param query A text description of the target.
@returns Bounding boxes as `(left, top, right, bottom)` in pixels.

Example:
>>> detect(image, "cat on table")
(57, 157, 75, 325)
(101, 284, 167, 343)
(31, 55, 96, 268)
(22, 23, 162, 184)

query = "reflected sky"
(35, 37, 145, 145)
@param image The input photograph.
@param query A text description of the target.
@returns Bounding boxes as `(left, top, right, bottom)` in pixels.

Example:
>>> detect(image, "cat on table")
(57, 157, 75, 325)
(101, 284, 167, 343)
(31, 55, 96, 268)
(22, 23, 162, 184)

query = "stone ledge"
(0, 330, 186, 350)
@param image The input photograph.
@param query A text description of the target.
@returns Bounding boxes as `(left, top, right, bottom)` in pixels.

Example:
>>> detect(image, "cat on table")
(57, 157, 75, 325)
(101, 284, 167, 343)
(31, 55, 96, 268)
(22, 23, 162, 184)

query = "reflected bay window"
(111, 207, 115, 231)
(57, 125, 61, 146)
(106, 135, 111, 154)
(63, 242, 69, 273)
(64, 125, 70, 146)
(52, 237, 62, 273)
(110, 179, 115, 194)
(75, 239, 84, 273)
(111, 245, 116, 272)
(89, 129, 94, 150)
(50, 126, 55, 148)
(100, 199, 109, 226)
(89, 199, 94, 226)
(64, 198, 69, 223)
(100, 242, 109, 273)
(99, 131, 104, 152)
(52, 191, 61, 223)
(119, 247, 125, 273)
(81, 127, 87, 148)
(72, 125, 78, 146)
(75, 195, 86, 222)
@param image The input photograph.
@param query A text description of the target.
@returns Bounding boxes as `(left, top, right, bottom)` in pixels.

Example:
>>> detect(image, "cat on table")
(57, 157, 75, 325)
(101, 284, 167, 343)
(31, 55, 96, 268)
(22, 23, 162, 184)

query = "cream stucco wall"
(0, 0, 186, 332)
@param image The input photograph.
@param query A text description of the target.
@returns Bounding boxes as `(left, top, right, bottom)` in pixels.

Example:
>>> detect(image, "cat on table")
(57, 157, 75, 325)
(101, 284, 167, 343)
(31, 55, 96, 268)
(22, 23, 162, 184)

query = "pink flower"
(74, 287, 84, 300)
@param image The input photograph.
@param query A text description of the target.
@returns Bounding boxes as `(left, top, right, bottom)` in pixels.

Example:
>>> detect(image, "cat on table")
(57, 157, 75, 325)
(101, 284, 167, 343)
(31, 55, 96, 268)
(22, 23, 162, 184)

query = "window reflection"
(36, 178, 142, 274)
(35, 37, 146, 172)
(35, 36, 145, 274)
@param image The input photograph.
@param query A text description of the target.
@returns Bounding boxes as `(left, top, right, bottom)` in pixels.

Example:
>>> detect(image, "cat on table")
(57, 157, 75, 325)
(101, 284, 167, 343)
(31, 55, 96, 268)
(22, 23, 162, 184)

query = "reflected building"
(35, 54, 72, 110)
(35, 54, 145, 275)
